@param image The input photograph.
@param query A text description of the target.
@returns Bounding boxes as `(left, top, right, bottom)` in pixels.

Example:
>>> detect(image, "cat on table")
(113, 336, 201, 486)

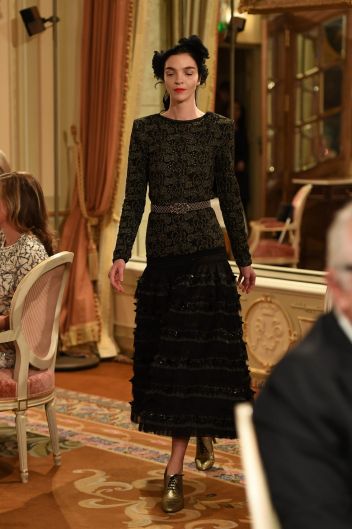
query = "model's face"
(164, 53, 200, 104)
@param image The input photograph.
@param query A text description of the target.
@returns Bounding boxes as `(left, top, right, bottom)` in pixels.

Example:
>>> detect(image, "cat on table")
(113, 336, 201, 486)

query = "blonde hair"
(0, 151, 11, 174)
(0, 172, 54, 255)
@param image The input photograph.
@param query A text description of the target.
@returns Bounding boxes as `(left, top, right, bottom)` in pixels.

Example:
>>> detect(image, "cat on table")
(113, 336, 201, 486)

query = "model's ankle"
(166, 462, 183, 475)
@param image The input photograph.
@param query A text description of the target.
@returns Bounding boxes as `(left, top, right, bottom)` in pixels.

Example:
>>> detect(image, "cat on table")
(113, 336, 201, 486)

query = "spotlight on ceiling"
(233, 15, 247, 33)
(19, 6, 59, 37)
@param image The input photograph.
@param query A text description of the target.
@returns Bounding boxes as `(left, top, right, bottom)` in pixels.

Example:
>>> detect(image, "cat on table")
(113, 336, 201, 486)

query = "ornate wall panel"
(240, 268, 326, 390)
(239, 0, 352, 12)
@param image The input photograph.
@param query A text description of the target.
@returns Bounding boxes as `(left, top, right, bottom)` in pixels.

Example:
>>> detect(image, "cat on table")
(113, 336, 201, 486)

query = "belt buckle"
(173, 203, 187, 214)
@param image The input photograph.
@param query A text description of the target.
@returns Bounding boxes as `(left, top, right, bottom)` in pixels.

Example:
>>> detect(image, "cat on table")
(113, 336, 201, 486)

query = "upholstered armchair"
(249, 184, 313, 267)
(0, 251, 73, 482)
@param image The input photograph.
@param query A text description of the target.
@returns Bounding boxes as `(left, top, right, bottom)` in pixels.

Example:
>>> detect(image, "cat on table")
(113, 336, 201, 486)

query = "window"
(262, 10, 352, 217)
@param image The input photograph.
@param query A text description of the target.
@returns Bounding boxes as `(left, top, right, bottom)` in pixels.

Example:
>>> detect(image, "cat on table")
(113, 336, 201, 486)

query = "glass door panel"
(322, 16, 345, 64)
(323, 66, 343, 110)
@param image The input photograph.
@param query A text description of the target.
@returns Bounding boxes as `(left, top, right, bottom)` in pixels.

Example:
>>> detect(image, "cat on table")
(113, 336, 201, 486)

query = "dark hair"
(0, 172, 54, 256)
(152, 35, 209, 110)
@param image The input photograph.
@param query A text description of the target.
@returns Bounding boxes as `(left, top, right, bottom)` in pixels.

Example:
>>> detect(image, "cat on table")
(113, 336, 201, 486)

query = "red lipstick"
(175, 88, 186, 93)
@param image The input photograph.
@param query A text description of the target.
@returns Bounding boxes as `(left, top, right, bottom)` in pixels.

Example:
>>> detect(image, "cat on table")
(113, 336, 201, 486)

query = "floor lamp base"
(55, 346, 100, 371)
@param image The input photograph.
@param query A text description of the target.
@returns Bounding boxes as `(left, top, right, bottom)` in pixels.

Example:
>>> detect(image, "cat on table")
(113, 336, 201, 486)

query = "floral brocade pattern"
(113, 112, 251, 266)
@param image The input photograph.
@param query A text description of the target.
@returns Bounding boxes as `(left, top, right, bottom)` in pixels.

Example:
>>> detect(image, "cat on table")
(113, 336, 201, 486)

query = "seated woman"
(0, 172, 54, 368)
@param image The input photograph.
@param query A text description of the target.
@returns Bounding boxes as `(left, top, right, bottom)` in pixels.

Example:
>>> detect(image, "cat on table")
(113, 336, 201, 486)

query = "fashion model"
(109, 35, 256, 513)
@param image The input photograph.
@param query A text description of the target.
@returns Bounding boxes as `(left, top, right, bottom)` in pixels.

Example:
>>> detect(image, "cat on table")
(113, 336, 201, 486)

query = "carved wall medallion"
(244, 295, 297, 370)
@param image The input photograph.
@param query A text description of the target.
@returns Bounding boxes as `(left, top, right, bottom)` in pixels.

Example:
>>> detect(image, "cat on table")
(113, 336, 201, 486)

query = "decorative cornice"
(239, 0, 352, 13)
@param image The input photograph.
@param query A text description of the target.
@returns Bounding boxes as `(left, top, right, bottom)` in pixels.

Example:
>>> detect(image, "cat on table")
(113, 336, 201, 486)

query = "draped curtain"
(97, 0, 150, 359)
(59, 0, 133, 350)
(239, 0, 352, 12)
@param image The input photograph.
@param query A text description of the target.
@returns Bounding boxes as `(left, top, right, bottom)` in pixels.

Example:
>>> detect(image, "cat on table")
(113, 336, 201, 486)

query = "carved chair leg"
(15, 410, 28, 483)
(45, 399, 61, 465)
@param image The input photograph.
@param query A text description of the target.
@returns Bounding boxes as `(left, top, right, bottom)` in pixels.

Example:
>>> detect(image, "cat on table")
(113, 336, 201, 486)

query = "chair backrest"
(292, 184, 312, 223)
(235, 402, 281, 529)
(0, 150, 11, 174)
(9, 251, 74, 398)
(290, 184, 312, 261)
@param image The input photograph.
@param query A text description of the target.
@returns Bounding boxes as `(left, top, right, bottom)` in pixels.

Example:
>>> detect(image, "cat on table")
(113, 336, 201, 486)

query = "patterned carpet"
(0, 388, 250, 529)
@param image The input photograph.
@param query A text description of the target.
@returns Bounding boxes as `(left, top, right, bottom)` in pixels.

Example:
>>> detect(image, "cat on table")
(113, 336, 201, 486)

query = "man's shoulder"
(269, 314, 336, 372)
(287, 311, 344, 360)
(259, 312, 348, 392)
(253, 313, 345, 422)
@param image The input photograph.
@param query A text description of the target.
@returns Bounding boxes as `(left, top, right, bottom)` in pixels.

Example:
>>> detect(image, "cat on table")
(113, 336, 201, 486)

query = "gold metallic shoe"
(161, 472, 184, 513)
(195, 436, 215, 471)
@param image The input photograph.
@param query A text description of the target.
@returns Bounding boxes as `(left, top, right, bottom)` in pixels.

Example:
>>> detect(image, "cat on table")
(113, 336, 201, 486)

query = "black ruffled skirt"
(131, 247, 253, 438)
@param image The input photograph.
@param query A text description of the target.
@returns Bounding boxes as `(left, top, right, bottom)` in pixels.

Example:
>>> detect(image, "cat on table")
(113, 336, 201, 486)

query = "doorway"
(215, 44, 262, 221)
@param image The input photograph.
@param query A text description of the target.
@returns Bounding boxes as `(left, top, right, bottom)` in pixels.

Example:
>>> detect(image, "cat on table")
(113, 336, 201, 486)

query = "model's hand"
(0, 314, 9, 331)
(108, 259, 126, 293)
(237, 265, 256, 294)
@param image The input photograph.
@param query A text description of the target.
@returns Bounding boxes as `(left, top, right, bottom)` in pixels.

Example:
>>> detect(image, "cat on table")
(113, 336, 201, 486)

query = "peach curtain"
(97, 0, 149, 359)
(239, 0, 352, 12)
(60, 0, 133, 349)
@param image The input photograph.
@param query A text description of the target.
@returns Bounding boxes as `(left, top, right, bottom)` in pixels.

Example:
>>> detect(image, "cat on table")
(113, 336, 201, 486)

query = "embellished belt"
(151, 201, 211, 214)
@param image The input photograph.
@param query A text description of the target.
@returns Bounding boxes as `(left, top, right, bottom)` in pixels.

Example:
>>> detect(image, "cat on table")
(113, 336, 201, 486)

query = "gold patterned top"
(113, 112, 251, 267)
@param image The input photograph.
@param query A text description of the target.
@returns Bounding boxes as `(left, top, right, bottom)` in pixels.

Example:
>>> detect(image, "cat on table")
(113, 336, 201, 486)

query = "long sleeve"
(214, 120, 251, 267)
(113, 120, 148, 262)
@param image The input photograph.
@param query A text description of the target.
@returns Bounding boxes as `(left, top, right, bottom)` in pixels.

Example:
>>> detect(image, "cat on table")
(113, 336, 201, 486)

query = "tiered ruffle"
(131, 247, 253, 438)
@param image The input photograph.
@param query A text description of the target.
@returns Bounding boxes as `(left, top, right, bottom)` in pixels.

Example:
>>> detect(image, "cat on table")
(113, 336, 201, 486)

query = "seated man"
(253, 201, 352, 529)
